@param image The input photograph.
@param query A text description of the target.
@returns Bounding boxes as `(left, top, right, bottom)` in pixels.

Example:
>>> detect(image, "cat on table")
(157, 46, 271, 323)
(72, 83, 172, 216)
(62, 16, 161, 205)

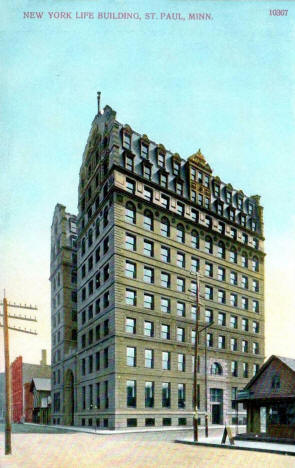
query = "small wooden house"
(237, 355, 295, 440)
(30, 378, 51, 425)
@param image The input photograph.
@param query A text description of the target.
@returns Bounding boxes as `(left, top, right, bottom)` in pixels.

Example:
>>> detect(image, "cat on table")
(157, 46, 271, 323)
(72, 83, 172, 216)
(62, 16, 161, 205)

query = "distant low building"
(10, 350, 51, 422)
(237, 355, 295, 440)
(30, 378, 51, 424)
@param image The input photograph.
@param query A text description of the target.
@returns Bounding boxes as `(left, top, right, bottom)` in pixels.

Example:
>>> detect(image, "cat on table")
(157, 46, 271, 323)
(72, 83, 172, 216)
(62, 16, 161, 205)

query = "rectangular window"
(162, 351, 171, 370)
(230, 271, 238, 286)
(191, 190, 196, 203)
(205, 262, 213, 277)
(253, 321, 259, 334)
(160, 173, 167, 188)
(231, 361, 238, 377)
(144, 321, 154, 337)
(161, 246, 170, 263)
(253, 342, 259, 354)
(218, 267, 225, 281)
(230, 338, 237, 351)
(176, 182, 183, 196)
(253, 300, 259, 313)
(125, 233, 136, 251)
(177, 277, 185, 292)
(178, 383, 186, 408)
(205, 309, 213, 323)
(218, 335, 225, 349)
(126, 317, 136, 334)
(230, 228, 237, 240)
(126, 347, 136, 367)
(191, 305, 197, 320)
(161, 194, 169, 209)
(141, 143, 148, 159)
(104, 348, 109, 368)
(125, 261, 136, 279)
(161, 297, 170, 314)
(143, 165, 151, 180)
(126, 178, 135, 194)
(218, 312, 226, 326)
(191, 329, 196, 345)
(126, 289, 136, 306)
(173, 161, 180, 176)
(144, 267, 154, 284)
(232, 387, 237, 409)
(207, 333, 213, 347)
(144, 349, 154, 368)
(253, 363, 259, 376)
(243, 362, 249, 378)
(230, 315, 237, 329)
(162, 382, 171, 407)
(158, 152, 165, 167)
(144, 186, 153, 202)
(177, 302, 185, 317)
(143, 240, 154, 257)
(242, 340, 248, 353)
(177, 202, 184, 216)
(95, 352, 100, 371)
(205, 286, 213, 300)
(230, 293, 237, 307)
(177, 252, 185, 268)
(218, 290, 226, 304)
(161, 272, 170, 288)
(161, 324, 170, 340)
(144, 293, 154, 309)
(126, 380, 136, 408)
(177, 327, 185, 342)
(191, 257, 199, 273)
(242, 297, 248, 310)
(252, 279, 259, 292)
(178, 354, 185, 372)
(198, 194, 203, 206)
(145, 381, 154, 408)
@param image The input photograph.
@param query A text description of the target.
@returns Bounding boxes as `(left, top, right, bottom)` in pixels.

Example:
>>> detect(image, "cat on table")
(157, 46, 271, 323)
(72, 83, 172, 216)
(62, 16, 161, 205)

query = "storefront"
(237, 355, 295, 440)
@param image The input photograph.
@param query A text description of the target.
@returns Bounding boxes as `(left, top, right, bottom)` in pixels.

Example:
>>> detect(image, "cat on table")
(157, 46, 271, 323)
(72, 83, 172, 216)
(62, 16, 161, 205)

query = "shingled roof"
(245, 355, 295, 390)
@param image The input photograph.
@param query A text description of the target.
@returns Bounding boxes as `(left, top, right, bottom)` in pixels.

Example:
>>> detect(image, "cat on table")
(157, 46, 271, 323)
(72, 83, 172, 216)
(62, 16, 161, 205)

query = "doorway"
(64, 369, 74, 426)
(210, 388, 223, 425)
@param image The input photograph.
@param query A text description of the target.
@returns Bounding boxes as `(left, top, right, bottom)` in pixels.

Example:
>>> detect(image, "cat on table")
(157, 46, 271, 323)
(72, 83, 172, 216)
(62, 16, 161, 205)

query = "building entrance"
(210, 388, 223, 425)
(64, 369, 74, 426)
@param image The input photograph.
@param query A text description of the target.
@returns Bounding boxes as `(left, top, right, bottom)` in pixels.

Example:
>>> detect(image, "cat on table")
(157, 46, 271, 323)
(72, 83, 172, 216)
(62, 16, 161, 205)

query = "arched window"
(81, 238, 86, 256)
(230, 247, 237, 263)
(205, 236, 213, 254)
(103, 207, 109, 227)
(144, 210, 153, 231)
(217, 241, 225, 259)
(125, 202, 136, 224)
(241, 252, 248, 268)
(88, 229, 93, 248)
(95, 220, 100, 238)
(252, 256, 259, 272)
(161, 217, 170, 237)
(177, 224, 185, 243)
(191, 230, 199, 249)
(211, 362, 223, 376)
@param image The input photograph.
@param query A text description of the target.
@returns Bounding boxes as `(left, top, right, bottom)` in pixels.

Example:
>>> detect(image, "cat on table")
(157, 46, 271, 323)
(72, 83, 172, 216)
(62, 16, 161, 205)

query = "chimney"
(97, 91, 101, 114)
(40, 349, 47, 366)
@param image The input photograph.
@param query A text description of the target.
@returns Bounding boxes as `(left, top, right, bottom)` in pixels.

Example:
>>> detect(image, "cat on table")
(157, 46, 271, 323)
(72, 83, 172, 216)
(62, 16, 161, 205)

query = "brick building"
(50, 95, 265, 429)
(10, 350, 51, 422)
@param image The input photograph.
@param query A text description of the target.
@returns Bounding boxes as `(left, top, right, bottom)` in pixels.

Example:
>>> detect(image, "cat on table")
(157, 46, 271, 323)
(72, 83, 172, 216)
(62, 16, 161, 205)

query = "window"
(253, 342, 259, 354)
(230, 247, 237, 263)
(144, 293, 154, 309)
(241, 253, 248, 268)
(218, 290, 226, 304)
(161, 217, 170, 237)
(144, 186, 153, 202)
(177, 202, 184, 216)
(205, 286, 213, 300)
(126, 233, 136, 251)
(160, 173, 168, 187)
(141, 143, 149, 158)
(178, 384, 185, 408)
(218, 312, 226, 326)
(218, 267, 225, 281)
(191, 209, 198, 222)
(191, 280, 197, 294)
(143, 210, 153, 231)
(126, 347, 136, 367)
(205, 216, 212, 229)
(145, 381, 154, 408)
(88, 229, 93, 248)
(230, 228, 237, 240)
(126, 178, 135, 194)
(217, 241, 225, 259)
(205, 236, 213, 254)
(178, 354, 185, 371)
(161, 271, 170, 288)
(96, 325, 101, 341)
(103, 207, 109, 228)
(218, 335, 225, 349)
(231, 361, 238, 377)
(191, 330, 196, 345)
(243, 362, 249, 378)
(162, 383, 171, 407)
(253, 238, 259, 250)
(241, 275, 248, 289)
(144, 267, 154, 284)
(126, 318, 136, 334)
(161, 324, 170, 340)
(253, 321, 259, 334)
(217, 203, 223, 216)
(252, 279, 259, 292)
(123, 132, 131, 149)
(231, 387, 237, 409)
(176, 181, 183, 196)
(205, 197, 210, 209)
(144, 240, 154, 257)
(95, 272, 100, 289)
(230, 315, 238, 329)
(95, 299, 100, 315)
(218, 222, 225, 235)
(241, 339, 248, 354)
(177, 252, 185, 268)
(173, 161, 180, 176)
(125, 261, 136, 279)
(104, 348, 109, 368)
(126, 380, 136, 407)
(126, 289, 136, 306)
(177, 277, 185, 292)
(143, 164, 151, 180)
(88, 256, 93, 272)
(228, 208, 235, 222)
(213, 183, 220, 197)
(161, 195, 169, 209)
(253, 364, 259, 376)
(230, 293, 237, 307)
(211, 362, 223, 375)
(158, 152, 165, 167)
(242, 318, 249, 332)
(161, 297, 170, 314)
(207, 333, 213, 348)
(82, 358, 86, 376)
(145, 349, 154, 368)
(252, 257, 259, 272)
(177, 302, 185, 317)
(191, 230, 199, 249)
(191, 257, 199, 273)
(144, 321, 154, 337)
(161, 245, 170, 262)
(253, 300, 259, 313)
(242, 233, 248, 245)
(198, 194, 203, 206)
(230, 338, 237, 351)
(242, 297, 248, 310)
(125, 202, 136, 224)
(177, 224, 185, 243)
(162, 351, 171, 370)
(177, 327, 185, 343)
(205, 262, 213, 277)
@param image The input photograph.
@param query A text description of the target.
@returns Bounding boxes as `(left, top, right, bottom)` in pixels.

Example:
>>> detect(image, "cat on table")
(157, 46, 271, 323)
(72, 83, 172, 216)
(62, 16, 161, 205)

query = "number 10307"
(269, 9, 288, 16)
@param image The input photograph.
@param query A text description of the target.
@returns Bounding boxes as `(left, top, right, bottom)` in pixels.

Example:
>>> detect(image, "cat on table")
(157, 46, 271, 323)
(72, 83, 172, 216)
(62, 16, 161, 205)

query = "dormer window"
(191, 167, 196, 180)
(125, 154, 134, 172)
(240, 214, 246, 227)
(160, 172, 168, 188)
(173, 161, 180, 176)
(143, 162, 151, 180)
(213, 184, 220, 197)
(248, 203, 254, 215)
(123, 132, 131, 150)
(237, 196, 243, 210)
(141, 143, 149, 159)
(226, 190, 232, 204)
(198, 171, 203, 184)
(158, 152, 165, 168)
(176, 181, 183, 196)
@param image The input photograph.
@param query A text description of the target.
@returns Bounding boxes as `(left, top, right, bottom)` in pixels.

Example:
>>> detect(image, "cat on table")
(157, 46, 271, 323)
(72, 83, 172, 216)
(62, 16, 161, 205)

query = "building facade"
(51, 96, 265, 429)
(10, 350, 51, 422)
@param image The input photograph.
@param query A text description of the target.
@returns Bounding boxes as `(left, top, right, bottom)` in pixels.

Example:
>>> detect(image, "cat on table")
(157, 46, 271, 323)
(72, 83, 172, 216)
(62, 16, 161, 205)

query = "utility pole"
(0, 294, 38, 455)
(193, 274, 200, 442)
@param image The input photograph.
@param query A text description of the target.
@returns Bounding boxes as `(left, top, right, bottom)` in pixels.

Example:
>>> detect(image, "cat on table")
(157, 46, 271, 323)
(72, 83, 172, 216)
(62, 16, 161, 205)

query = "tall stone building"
(51, 95, 265, 429)
(50, 204, 77, 425)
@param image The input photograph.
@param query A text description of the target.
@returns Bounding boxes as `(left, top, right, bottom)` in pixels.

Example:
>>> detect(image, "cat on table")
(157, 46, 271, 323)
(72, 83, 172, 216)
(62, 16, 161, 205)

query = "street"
(0, 425, 294, 467)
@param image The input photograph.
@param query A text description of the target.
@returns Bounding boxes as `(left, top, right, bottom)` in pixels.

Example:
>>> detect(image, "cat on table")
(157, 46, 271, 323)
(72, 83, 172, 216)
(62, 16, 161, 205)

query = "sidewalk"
(24, 422, 243, 435)
(175, 435, 295, 456)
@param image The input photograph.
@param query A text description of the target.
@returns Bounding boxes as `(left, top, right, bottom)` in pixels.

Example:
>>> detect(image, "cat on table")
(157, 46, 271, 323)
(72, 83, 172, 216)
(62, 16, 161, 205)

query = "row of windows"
(81, 263, 110, 301)
(81, 381, 109, 410)
(81, 347, 109, 375)
(125, 287, 260, 313)
(80, 319, 109, 349)
(125, 229, 260, 272)
(80, 208, 110, 256)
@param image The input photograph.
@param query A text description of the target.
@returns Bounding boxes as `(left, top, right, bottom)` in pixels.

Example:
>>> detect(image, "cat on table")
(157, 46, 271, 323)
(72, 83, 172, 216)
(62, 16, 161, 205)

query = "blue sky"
(0, 0, 294, 369)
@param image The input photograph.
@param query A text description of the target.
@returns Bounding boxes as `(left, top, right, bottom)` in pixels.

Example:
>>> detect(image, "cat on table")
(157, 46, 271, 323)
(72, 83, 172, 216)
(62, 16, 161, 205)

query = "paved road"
(0, 423, 75, 434)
